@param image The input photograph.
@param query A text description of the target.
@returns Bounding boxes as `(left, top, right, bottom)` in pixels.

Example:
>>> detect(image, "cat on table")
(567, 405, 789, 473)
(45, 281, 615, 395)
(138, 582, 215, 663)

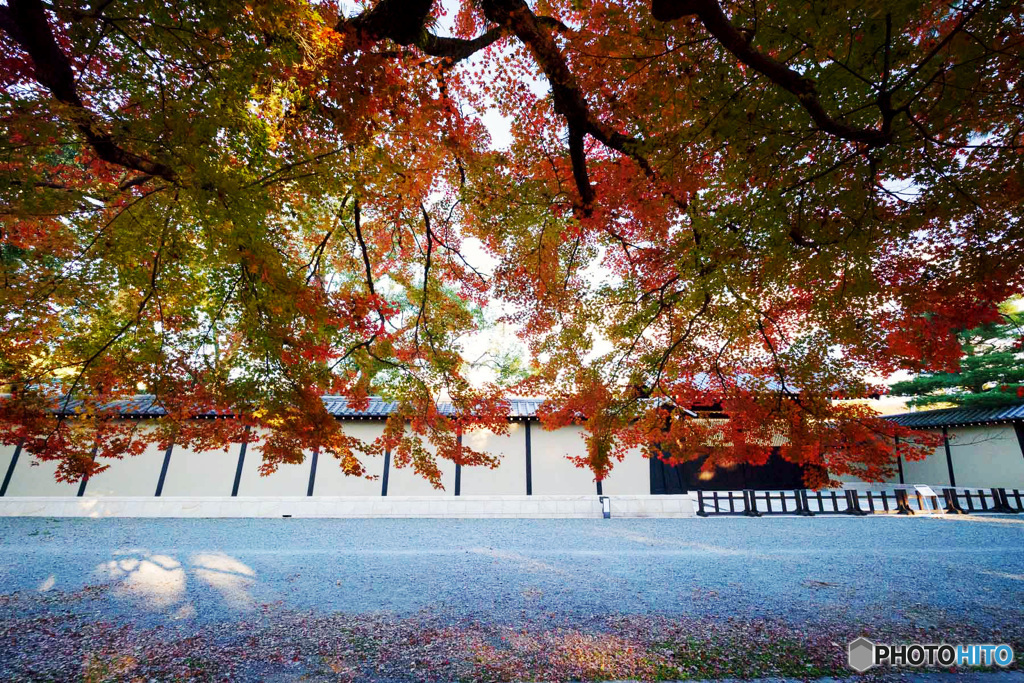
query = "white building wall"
(836, 464, 901, 485)
(84, 428, 168, 497)
(838, 425, 1024, 489)
(236, 429, 312, 496)
(385, 425, 456, 496)
(900, 439, 952, 487)
(459, 423, 527, 495)
(530, 424, 598, 495)
(3, 449, 81, 496)
(160, 440, 241, 497)
(7, 418, 1024, 498)
(948, 424, 1024, 489)
(0, 442, 18, 491)
(311, 422, 386, 496)
(601, 446, 650, 495)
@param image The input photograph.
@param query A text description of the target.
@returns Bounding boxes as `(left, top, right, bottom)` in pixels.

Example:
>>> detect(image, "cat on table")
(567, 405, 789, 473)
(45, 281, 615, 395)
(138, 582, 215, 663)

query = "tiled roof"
(47, 395, 549, 420)
(322, 397, 401, 418)
(44, 395, 694, 421)
(887, 404, 1024, 429)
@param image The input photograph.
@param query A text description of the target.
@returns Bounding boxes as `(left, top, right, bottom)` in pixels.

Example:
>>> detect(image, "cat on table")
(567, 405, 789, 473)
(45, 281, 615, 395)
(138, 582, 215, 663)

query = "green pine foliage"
(891, 309, 1024, 409)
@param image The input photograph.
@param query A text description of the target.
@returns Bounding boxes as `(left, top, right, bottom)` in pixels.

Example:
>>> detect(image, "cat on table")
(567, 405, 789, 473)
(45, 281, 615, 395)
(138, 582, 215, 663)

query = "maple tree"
(1, 0, 1020, 486)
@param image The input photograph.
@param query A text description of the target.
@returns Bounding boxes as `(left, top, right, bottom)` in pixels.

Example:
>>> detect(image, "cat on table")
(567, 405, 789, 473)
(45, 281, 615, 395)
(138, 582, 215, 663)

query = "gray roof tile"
(45, 395, 695, 421)
(887, 404, 1024, 428)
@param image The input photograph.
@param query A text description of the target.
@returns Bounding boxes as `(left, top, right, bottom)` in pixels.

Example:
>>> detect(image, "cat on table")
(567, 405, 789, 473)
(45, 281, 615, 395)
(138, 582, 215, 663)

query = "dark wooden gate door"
(650, 447, 805, 493)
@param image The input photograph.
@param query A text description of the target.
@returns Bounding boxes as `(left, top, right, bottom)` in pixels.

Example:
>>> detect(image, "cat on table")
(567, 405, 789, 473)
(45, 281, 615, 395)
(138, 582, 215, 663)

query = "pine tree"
(891, 306, 1024, 409)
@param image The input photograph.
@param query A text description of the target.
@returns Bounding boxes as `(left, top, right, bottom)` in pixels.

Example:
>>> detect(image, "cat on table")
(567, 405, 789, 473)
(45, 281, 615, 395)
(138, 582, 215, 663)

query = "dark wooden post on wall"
(895, 435, 904, 484)
(154, 440, 175, 496)
(0, 440, 23, 497)
(525, 419, 533, 495)
(306, 448, 319, 496)
(942, 426, 956, 487)
(1015, 421, 1024, 462)
(231, 426, 250, 497)
(454, 430, 462, 496)
(76, 443, 98, 497)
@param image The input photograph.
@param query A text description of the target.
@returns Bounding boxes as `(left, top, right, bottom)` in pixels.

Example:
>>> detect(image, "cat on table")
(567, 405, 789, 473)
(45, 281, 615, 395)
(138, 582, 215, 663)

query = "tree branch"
(352, 198, 377, 298)
(1, 0, 179, 182)
(413, 204, 432, 350)
(652, 0, 892, 146)
(333, 0, 571, 64)
(481, 0, 658, 209)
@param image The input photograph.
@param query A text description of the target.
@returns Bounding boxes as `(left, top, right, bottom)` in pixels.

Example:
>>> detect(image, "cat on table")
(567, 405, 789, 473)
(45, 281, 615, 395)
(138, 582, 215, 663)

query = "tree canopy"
(1, 0, 1020, 486)
(891, 304, 1024, 408)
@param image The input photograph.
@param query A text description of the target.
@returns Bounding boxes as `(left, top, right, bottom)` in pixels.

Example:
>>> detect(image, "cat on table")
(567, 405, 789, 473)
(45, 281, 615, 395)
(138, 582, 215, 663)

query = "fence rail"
(695, 487, 1024, 517)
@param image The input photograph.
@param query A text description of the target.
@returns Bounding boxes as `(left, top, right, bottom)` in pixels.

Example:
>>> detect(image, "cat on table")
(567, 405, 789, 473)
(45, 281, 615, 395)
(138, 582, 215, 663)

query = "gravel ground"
(0, 515, 1022, 681)
(1, 515, 1022, 625)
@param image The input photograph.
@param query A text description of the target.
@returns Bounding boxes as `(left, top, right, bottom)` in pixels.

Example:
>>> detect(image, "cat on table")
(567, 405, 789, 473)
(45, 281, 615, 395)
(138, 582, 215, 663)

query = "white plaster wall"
(385, 424, 456, 496)
(3, 449, 81, 496)
(836, 470, 901, 485)
(835, 454, 901, 485)
(312, 422, 386, 496)
(237, 429, 312, 496)
(459, 423, 526, 495)
(530, 423, 598, 495)
(0, 442, 18, 491)
(947, 424, 1024, 489)
(160, 441, 241, 497)
(601, 447, 650, 495)
(84, 427, 168, 497)
(900, 436, 952, 487)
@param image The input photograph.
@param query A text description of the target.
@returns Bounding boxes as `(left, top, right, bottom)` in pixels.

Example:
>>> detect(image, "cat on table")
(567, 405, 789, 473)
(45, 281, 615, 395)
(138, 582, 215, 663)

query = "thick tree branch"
(481, 0, 658, 209)
(419, 27, 507, 62)
(337, 0, 616, 207)
(652, 0, 892, 146)
(567, 123, 595, 210)
(413, 204, 433, 350)
(352, 198, 377, 298)
(0, 0, 178, 183)
(334, 0, 571, 64)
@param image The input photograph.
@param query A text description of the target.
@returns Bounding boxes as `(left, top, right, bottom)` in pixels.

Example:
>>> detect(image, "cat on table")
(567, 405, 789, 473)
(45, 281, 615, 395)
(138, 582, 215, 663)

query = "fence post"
(894, 489, 915, 515)
(797, 489, 814, 516)
(942, 488, 966, 514)
(992, 488, 1016, 514)
(696, 490, 708, 517)
(743, 489, 762, 517)
(844, 490, 868, 516)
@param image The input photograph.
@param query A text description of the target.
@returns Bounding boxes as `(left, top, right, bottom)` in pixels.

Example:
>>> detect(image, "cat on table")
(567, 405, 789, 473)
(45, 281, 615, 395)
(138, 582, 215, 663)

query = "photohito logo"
(848, 638, 1015, 672)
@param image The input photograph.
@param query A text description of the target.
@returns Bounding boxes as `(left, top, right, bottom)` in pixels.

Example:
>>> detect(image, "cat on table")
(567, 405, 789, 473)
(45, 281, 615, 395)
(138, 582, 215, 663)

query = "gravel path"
(1, 515, 1023, 681)
(0, 515, 1022, 627)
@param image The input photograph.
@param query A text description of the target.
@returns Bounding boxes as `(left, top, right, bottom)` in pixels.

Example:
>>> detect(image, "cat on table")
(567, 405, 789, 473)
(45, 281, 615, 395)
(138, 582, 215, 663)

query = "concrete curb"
(0, 493, 697, 518)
